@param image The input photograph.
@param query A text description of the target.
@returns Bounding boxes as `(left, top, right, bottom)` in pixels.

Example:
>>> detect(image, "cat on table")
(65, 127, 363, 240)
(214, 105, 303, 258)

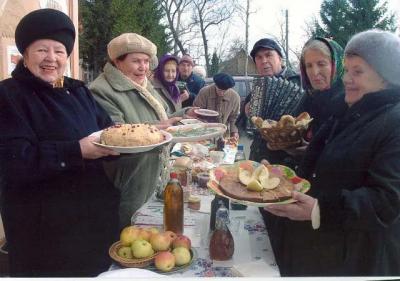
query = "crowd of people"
(0, 7, 400, 277)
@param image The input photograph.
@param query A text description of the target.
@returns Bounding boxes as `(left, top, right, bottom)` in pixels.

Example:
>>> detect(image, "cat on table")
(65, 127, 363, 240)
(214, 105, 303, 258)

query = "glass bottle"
(210, 194, 229, 231)
(209, 201, 234, 261)
(163, 172, 183, 235)
(231, 144, 248, 210)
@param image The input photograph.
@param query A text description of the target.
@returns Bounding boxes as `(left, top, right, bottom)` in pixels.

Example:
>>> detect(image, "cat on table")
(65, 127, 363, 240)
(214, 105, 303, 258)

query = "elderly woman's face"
(115, 52, 150, 85)
(304, 49, 333, 91)
(343, 55, 387, 106)
(163, 61, 177, 82)
(24, 39, 68, 84)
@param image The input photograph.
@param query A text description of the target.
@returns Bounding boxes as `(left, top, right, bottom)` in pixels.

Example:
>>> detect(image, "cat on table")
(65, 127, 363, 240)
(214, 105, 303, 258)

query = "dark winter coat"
(179, 72, 205, 107)
(283, 89, 400, 276)
(0, 62, 120, 277)
(262, 38, 346, 275)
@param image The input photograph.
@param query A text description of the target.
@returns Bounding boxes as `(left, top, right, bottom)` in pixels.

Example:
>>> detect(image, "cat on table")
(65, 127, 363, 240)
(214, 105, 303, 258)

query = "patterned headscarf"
(154, 54, 180, 102)
(300, 37, 344, 93)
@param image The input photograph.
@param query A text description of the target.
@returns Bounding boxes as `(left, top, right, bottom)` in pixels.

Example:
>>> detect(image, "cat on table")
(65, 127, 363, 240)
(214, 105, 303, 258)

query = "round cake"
(100, 123, 164, 147)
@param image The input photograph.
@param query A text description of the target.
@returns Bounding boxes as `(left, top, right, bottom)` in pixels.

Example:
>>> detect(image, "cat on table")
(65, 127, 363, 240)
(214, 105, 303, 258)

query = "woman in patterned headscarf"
(262, 38, 347, 276)
(299, 37, 347, 139)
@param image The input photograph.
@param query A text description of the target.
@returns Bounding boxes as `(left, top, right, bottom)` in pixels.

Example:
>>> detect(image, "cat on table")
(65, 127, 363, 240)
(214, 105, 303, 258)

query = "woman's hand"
(278, 139, 309, 156)
(156, 117, 183, 129)
(184, 107, 200, 118)
(264, 191, 316, 221)
(180, 90, 190, 102)
(79, 135, 119, 159)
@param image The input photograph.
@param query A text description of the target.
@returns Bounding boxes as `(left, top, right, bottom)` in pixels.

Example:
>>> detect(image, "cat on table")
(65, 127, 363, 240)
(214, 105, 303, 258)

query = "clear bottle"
(209, 201, 234, 260)
(231, 144, 248, 210)
(163, 172, 183, 235)
(210, 195, 229, 231)
(234, 144, 246, 162)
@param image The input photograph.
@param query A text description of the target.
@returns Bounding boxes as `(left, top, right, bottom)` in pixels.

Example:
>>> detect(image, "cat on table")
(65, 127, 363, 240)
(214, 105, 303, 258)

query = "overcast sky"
(246, 0, 400, 57)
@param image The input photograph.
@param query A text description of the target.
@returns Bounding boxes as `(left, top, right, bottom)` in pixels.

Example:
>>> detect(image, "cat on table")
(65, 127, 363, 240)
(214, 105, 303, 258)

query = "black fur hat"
(15, 9, 75, 56)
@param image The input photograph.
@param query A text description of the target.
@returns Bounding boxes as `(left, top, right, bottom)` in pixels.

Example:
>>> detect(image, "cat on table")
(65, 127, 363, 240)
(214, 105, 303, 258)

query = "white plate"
(179, 118, 204, 125)
(92, 130, 172, 153)
(194, 108, 219, 117)
(166, 123, 227, 142)
(98, 268, 165, 278)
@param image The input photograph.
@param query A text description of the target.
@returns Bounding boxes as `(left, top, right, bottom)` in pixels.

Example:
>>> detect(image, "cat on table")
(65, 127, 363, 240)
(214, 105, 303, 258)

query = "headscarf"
(300, 37, 344, 93)
(154, 54, 180, 102)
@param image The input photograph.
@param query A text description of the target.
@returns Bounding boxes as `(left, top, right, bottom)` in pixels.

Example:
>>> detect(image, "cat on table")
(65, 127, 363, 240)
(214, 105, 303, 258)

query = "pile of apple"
(118, 226, 192, 272)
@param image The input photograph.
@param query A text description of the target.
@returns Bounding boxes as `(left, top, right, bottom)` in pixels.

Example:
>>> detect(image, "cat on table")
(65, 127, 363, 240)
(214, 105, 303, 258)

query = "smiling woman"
(0, 8, 121, 277)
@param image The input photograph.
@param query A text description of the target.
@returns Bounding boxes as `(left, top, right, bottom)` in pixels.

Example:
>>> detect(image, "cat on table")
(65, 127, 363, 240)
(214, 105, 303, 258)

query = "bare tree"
(191, 0, 236, 73)
(160, 0, 194, 55)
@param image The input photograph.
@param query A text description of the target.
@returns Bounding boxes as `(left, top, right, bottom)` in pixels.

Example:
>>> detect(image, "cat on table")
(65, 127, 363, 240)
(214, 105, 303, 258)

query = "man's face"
(254, 48, 282, 76)
(178, 61, 193, 79)
(215, 86, 226, 97)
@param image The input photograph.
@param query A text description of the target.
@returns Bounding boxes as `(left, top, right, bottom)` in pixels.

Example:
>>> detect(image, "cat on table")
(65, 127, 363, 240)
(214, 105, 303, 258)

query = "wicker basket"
(259, 125, 308, 151)
(109, 241, 157, 268)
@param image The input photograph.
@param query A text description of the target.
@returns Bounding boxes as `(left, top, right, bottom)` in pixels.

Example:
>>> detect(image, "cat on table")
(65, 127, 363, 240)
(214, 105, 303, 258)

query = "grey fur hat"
(345, 29, 400, 87)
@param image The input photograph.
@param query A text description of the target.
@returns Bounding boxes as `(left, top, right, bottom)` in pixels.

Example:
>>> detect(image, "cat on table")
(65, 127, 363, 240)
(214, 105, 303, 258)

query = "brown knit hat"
(179, 54, 194, 66)
(107, 33, 158, 68)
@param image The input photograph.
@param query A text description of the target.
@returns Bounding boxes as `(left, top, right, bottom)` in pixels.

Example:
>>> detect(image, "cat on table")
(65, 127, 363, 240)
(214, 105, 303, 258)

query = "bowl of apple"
(109, 226, 195, 272)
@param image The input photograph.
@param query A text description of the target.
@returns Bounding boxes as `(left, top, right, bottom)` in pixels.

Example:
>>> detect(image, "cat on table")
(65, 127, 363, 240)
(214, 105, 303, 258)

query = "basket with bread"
(251, 112, 312, 151)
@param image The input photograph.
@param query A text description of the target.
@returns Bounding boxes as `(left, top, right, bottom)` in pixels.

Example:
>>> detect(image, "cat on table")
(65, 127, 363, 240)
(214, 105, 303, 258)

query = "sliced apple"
(238, 167, 252, 185)
(253, 165, 269, 179)
(261, 176, 280, 190)
(246, 178, 264, 192)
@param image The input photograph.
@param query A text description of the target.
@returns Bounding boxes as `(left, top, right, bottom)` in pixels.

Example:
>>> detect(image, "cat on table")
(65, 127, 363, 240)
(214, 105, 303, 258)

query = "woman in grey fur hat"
(263, 29, 400, 276)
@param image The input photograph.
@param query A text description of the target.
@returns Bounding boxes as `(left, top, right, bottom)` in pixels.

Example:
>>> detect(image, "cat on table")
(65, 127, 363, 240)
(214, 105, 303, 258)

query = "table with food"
(94, 111, 311, 277)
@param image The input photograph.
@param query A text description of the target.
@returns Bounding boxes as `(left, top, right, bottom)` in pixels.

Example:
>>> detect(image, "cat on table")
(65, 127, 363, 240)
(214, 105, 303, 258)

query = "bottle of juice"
(209, 201, 234, 260)
(163, 172, 183, 235)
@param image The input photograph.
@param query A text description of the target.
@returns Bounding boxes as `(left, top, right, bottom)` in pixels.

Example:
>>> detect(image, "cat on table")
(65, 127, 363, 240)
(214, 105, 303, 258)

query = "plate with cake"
(91, 123, 172, 153)
(208, 160, 310, 206)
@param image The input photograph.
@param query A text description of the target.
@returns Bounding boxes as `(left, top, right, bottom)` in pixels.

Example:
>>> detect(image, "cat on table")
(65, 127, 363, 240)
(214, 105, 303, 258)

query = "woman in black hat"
(0, 9, 120, 276)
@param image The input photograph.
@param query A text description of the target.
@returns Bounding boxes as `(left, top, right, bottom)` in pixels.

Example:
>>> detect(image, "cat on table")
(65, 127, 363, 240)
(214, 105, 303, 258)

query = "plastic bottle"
(231, 144, 248, 210)
(210, 194, 229, 231)
(163, 172, 183, 235)
(209, 201, 234, 260)
(234, 144, 246, 162)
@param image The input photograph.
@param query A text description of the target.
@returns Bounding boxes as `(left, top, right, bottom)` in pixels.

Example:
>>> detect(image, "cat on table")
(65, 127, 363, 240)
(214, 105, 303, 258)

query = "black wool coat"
(0, 63, 120, 277)
(283, 89, 400, 276)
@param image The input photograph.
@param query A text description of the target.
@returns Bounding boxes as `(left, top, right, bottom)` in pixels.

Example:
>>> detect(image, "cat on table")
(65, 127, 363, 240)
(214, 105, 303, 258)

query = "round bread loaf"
(100, 123, 164, 147)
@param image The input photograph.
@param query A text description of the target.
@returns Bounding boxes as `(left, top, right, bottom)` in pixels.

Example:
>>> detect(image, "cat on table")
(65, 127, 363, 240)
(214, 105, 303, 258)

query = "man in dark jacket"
(245, 38, 300, 166)
(178, 54, 205, 107)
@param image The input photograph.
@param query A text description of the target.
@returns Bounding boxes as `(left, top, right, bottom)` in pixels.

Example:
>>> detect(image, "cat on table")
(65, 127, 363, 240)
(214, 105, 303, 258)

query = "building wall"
(0, 0, 79, 80)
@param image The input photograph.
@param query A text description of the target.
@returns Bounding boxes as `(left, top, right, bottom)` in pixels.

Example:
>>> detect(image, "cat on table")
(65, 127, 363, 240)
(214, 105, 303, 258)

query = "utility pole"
(245, 0, 250, 77)
(285, 9, 289, 63)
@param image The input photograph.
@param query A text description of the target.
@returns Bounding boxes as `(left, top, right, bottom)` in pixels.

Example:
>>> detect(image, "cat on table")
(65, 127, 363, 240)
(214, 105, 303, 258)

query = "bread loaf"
(100, 123, 164, 146)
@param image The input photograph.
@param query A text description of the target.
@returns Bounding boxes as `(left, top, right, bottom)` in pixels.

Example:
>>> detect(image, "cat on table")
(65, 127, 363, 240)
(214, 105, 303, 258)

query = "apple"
(147, 227, 160, 236)
(164, 230, 177, 242)
(172, 247, 191, 266)
(154, 251, 175, 272)
(120, 226, 140, 246)
(117, 246, 133, 259)
(172, 235, 191, 249)
(150, 233, 172, 251)
(137, 229, 152, 241)
(131, 239, 155, 258)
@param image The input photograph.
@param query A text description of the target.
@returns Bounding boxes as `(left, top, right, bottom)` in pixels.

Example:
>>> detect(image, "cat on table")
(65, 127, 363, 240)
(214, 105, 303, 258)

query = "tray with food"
(208, 160, 310, 206)
(251, 112, 312, 150)
(166, 123, 226, 142)
(92, 123, 172, 153)
(109, 226, 196, 274)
